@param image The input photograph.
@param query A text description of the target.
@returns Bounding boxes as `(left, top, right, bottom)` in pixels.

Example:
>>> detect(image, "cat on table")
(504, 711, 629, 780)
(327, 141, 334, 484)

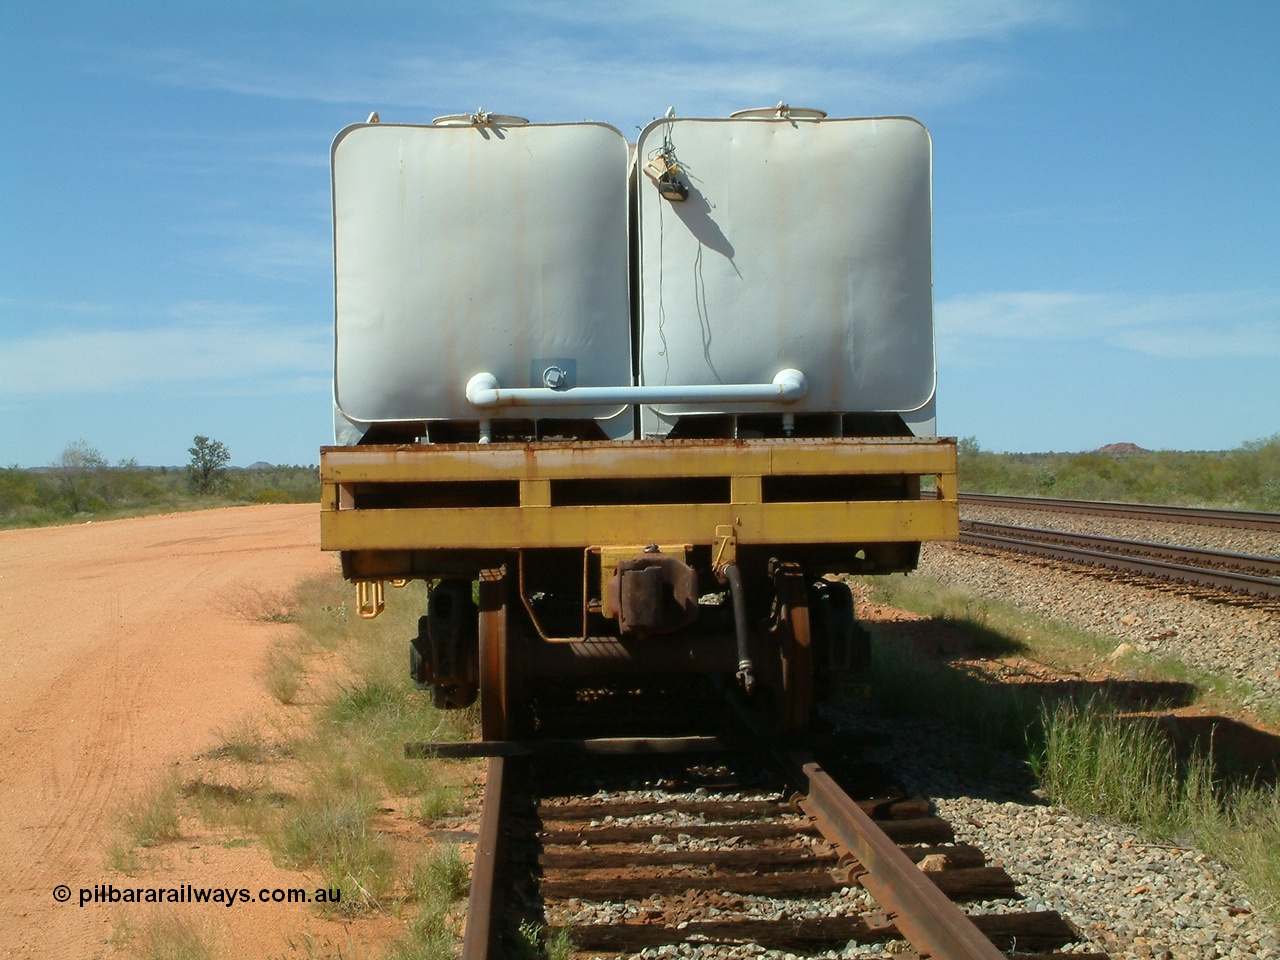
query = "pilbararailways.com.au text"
(71, 884, 341, 907)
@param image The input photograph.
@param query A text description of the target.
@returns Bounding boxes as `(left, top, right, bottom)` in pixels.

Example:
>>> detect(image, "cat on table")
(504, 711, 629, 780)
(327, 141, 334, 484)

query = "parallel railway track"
(958, 493, 1280, 533)
(958, 520, 1280, 600)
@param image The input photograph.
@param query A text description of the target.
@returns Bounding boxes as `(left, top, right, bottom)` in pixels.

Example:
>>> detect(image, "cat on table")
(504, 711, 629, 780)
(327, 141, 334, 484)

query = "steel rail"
(713, 680, 1007, 960)
(406, 734, 812, 758)
(461, 756, 507, 960)
(960, 493, 1280, 533)
(779, 749, 1006, 960)
(962, 520, 1280, 578)
(959, 524, 1280, 600)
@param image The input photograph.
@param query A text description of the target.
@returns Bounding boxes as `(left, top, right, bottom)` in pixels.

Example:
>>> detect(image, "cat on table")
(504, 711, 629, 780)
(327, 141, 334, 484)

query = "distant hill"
(245, 461, 274, 470)
(1095, 442, 1147, 454)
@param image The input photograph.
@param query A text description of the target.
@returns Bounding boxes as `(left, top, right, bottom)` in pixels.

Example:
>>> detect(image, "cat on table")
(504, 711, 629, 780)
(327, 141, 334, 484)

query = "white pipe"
(465, 369, 808, 409)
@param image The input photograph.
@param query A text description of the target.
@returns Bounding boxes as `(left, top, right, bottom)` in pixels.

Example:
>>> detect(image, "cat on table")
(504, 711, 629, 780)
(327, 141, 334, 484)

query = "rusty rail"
(777, 749, 1007, 960)
(960, 493, 1280, 533)
(461, 756, 507, 960)
(407, 734, 804, 759)
(959, 520, 1280, 600)
(712, 681, 1009, 960)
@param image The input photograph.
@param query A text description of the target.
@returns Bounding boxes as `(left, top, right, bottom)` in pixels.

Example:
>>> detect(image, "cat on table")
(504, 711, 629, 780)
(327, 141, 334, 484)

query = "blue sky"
(1, 0, 1276, 466)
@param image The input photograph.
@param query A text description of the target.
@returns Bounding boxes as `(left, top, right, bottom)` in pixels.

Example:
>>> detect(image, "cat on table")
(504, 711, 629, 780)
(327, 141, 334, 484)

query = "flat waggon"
(320, 105, 958, 737)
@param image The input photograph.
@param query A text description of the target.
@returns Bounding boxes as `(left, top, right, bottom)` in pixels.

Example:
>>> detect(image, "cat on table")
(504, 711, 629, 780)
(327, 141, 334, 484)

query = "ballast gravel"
(834, 708, 1279, 960)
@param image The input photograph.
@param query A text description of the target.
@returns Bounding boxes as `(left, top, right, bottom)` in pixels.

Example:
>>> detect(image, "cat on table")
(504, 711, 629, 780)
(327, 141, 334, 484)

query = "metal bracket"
(598, 544, 689, 618)
(355, 580, 385, 620)
(712, 525, 737, 579)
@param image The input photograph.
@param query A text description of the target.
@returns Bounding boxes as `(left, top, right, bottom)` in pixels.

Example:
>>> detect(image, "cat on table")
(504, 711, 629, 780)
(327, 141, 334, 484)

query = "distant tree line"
(5, 434, 1278, 529)
(0, 437, 320, 528)
(958, 434, 1280, 510)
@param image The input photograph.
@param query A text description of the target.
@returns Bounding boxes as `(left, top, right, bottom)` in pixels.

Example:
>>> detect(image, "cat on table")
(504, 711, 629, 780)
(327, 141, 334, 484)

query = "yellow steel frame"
(320, 438, 955, 485)
(320, 437, 958, 554)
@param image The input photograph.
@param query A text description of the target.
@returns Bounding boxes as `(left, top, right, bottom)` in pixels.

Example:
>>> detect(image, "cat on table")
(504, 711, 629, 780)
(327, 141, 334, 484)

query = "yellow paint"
(355, 580, 385, 619)
(320, 438, 958, 554)
(730, 475, 763, 504)
(712, 525, 737, 574)
(320, 437, 955, 483)
(322, 499, 958, 551)
(520, 478, 552, 507)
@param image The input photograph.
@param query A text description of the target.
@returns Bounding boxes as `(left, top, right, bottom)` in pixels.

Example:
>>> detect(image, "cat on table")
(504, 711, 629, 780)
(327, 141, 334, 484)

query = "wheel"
(766, 563, 813, 732)
(477, 568, 515, 740)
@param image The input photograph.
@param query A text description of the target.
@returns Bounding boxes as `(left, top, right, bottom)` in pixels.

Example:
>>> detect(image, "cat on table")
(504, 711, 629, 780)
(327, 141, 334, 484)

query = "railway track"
(958, 493, 1280, 533)
(958, 520, 1280, 600)
(429, 692, 1108, 960)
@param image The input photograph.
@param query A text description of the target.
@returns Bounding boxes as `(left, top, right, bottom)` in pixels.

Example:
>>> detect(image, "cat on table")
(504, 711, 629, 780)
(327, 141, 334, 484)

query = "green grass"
(104, 835, 141, 874)
(301, 581, 475, 802)
(100, 569, 484, 953)
(208, 718, 271, 764)
(1035, 699, 1279, 923)
(267, 780, 396, 914)
(384, 915, 456, 960)
(290, 575, 360, 651)
(381, 845, 471, 960)
(414, 784, 466, 821)
(410, 843, 469, 905)
(270, 573, 477, 937)
(1033, 699, 1220, 839)
(1199, 788, 1280, 923)
(86, 568, 485, 960)
(121, 775, 183, 847)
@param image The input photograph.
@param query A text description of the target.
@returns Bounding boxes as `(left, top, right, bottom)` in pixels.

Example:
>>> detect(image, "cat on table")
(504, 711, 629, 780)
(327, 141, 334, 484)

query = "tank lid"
(730, 102, 827, 120)
(433, 108, 530, 127)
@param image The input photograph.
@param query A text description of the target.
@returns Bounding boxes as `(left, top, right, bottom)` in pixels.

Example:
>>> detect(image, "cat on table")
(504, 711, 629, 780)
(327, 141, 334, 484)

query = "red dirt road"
(0, 505, 335, 958)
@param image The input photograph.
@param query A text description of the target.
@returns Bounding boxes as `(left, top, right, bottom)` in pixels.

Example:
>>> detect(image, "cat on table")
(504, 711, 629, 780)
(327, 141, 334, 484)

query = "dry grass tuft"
(130, 912, 222, 960)
(121, 775, 183, 847)
(224, 583, 298, 623)
(262, 643, 307, 704)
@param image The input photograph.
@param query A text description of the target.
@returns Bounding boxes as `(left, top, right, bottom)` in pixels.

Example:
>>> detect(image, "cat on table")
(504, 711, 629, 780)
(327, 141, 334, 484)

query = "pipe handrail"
(465, 369, 808, 409)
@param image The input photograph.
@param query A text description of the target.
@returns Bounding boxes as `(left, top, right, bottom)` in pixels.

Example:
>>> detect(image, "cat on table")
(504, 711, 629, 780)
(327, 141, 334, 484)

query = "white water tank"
(633, 113, 936, 437)
(331, 119, 633, 442)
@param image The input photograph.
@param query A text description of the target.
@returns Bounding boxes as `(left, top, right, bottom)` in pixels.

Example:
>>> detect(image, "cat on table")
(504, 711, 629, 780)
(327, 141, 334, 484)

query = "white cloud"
(0, 303, 329, 396)
(86, 1, 1070, 122)
(937, 289, 1280, 359)
(527, 0, 1072, 55)
(177, 222, 332, 282)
